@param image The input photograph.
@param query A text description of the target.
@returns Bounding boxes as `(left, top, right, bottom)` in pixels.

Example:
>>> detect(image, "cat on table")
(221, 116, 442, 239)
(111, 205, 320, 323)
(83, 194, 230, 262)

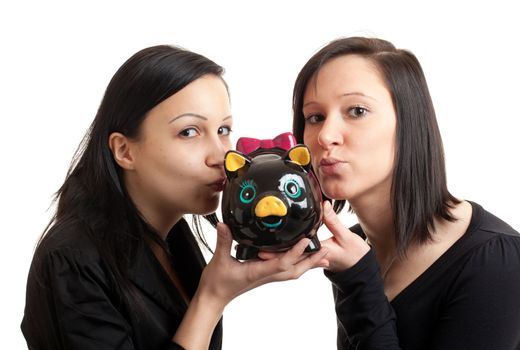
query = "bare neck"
(351, 197, 396, 262)
(124, 181, 181, 240)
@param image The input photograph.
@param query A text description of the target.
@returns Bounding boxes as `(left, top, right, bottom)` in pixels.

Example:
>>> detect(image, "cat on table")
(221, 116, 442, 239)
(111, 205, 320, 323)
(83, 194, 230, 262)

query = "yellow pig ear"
(287, 145, 311, 167)
(225, 151, 251, 179)
(225, 151, 248, 171)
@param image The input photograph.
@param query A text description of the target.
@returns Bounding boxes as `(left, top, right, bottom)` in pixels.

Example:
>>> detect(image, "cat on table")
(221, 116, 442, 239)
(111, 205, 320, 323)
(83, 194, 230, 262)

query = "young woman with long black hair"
(21, 45, 328, 350)
(290, 37, 520, 349)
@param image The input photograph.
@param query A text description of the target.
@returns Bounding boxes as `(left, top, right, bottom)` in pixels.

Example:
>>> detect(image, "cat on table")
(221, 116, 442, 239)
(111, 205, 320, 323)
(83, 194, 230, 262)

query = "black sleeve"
(427, 235, 520, 349)
(325, 235, 520, 349)
(325, 249, 400, 349)
(22, 247, 185, 350)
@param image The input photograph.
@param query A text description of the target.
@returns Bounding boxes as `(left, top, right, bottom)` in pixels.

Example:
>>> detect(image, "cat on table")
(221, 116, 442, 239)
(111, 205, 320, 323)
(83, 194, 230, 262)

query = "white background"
(1, 1, 519, 349)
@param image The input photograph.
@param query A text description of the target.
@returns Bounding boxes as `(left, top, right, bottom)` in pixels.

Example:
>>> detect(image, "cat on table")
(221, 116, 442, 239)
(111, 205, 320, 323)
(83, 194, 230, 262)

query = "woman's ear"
(108, 132, 135, 170)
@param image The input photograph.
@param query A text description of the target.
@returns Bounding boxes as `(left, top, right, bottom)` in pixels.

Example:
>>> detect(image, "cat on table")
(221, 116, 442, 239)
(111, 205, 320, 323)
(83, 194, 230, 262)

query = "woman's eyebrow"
(169, 113, 233, 123)
(341, 92, 377, 101)
(303, 92, 376, 108)
(169, 113, 208, 124)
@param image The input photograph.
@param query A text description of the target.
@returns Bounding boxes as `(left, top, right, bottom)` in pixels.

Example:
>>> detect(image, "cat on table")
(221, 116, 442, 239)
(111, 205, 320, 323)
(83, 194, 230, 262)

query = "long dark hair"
(36, 45, 224, 304)
(292, 37, 460, 254)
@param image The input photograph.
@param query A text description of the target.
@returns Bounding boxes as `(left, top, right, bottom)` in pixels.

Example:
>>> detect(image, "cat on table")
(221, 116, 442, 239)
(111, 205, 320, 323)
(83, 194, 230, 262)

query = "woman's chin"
(322, 186, 350, 201)
(197, 196, 220, 215)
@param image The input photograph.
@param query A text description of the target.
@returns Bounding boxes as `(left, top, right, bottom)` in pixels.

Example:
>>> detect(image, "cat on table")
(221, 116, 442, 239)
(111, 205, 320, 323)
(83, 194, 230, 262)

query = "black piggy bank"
(221, 132, 322, 260)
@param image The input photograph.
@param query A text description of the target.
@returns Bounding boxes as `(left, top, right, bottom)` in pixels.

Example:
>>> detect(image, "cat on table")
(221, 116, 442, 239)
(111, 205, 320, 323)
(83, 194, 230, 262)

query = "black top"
(326, 202, 520, 349)
(21, 218, 222, 350)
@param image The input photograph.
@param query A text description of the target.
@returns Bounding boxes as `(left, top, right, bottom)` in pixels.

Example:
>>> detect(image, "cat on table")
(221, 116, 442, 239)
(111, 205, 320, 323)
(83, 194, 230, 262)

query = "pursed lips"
(209, 178, 226, 191)
(318, 157, 346, 175)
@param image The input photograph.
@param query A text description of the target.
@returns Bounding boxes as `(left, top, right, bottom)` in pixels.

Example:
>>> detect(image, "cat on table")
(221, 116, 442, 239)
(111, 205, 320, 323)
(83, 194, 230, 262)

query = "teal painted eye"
(284, 180, 301, 199)
(239, 181, 256, 204)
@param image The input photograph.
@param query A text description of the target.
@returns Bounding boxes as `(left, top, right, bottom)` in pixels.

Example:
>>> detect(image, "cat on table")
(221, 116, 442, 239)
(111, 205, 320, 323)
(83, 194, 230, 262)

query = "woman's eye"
(179, 127, 199, 138)
(305, 114, 324, 124)
(218, 126, 232, 136)
(348, 106, 368, 118)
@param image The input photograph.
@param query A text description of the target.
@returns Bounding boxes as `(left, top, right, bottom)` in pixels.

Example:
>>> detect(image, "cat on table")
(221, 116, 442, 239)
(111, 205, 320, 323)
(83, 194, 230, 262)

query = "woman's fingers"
(320, 221, 371, 272)
(257, 251, 280, 260)
(255, 242, 330, 283)
(203, 229, 331, 302)
(282, 238, 311, 262)
(207, 201, 371, 297)
(214, 223, 233, 259)
(292, 246, 329, 274)
(264, 247, 329, 284)
(256, 238, 314, 264)
(322, 201, 349, 245)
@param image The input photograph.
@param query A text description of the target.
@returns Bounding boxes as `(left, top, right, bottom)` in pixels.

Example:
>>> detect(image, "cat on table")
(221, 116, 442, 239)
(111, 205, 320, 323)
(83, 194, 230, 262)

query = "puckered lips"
(319, 157, 345, 175)
(209, 178, 226, 192)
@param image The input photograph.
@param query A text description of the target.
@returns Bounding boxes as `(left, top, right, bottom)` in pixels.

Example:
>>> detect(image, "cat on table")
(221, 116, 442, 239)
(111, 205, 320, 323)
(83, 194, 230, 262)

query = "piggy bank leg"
(236, 244, 259, 260)
(304, 236, 321, 253)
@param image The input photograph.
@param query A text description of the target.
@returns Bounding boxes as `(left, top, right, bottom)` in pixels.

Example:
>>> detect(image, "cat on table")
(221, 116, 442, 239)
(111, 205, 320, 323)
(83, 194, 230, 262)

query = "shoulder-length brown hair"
(292, 37, 460, 254)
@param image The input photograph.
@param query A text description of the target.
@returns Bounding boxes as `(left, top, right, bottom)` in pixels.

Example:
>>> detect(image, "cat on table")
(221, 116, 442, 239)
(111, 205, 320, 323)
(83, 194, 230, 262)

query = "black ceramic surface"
(222, 141, 322, 260)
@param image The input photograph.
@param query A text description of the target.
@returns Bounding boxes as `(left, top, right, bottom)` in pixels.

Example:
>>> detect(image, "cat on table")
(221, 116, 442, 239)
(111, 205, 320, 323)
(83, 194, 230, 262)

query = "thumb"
(214, 222, 233, 258)
(322, 201, 347, 244)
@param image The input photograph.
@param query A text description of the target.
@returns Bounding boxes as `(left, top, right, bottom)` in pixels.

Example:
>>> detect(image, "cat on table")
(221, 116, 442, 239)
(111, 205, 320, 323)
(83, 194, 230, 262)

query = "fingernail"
(324, 201, 332, 214)
(318, 260, 330, 268)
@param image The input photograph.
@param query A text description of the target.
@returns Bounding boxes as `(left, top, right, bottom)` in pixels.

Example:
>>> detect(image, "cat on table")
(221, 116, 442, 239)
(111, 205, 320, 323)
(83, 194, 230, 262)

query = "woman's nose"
(207, 137, 230, 168)
(317, 116, 343, 149)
